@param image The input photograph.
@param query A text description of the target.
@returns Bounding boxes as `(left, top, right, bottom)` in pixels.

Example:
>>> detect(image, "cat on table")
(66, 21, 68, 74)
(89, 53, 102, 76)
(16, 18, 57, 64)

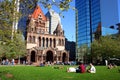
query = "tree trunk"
(18, 55, 20, 64)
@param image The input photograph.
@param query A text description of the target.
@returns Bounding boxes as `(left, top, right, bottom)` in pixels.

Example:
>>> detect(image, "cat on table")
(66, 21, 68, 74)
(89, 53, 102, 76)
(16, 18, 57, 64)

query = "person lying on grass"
(67, 62, 86, 73)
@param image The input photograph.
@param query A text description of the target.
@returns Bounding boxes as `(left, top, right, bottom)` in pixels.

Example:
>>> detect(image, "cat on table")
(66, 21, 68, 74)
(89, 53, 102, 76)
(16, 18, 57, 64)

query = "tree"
(77, 44, 90, 63)
(0, 0, 21, 61)
(91, 35, 120, 62)
(0, 0, 15, 41)
(38, 0, 73, 17)
(38, 0, 72, 10)
(0, 31, 26, 63)
(12, 31, 26, 64)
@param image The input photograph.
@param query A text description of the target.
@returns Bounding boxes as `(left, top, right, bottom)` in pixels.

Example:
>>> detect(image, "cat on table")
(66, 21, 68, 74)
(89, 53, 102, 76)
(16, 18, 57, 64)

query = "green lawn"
(0, 65, 120, 80)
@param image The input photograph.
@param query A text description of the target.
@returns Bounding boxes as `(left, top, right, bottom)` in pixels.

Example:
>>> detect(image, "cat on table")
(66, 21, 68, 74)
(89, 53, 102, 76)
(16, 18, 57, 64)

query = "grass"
(0, 65, 120, 80)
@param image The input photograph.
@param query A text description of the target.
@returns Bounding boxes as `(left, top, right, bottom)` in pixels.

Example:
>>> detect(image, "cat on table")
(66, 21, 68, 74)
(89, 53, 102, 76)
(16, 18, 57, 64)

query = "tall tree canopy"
(91, 35, 120, 60)
(38, 0, 72, 11)
(0, 0, 26, 60)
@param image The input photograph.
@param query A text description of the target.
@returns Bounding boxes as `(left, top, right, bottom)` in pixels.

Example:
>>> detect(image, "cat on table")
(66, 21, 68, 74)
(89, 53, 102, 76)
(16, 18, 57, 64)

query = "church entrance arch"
(31, 51, 36, 62)
(62, 53, 66, 62)
(46, 50, 53, 62)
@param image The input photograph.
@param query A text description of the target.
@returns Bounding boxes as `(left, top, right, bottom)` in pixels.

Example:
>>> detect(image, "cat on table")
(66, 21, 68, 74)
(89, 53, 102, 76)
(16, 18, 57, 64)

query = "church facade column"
(41, 37, 43, 47)
(51, 38, 53, 48)
(48, 38, 50, 47)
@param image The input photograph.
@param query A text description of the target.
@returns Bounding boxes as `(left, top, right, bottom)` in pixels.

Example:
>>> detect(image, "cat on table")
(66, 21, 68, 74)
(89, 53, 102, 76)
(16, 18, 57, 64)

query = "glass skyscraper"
(75, 0, 120, 61)
(75, 0, 101, 61)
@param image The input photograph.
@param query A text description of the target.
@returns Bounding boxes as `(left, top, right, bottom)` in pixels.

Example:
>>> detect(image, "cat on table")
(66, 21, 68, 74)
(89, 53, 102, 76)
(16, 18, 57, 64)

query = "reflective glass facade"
(75, 0, 101, 60)
(18, 1, 37, 37)
(75, 0, 120, 61)
(76, 0, 100, 48)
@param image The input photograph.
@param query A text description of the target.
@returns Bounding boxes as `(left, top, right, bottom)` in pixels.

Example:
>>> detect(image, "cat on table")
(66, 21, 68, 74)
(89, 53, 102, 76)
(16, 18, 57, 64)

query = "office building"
(75, 0, 120, 61)
(18, 0, 37, 36)
(65, 38, 76, 61)
(45, 9, 61, 34)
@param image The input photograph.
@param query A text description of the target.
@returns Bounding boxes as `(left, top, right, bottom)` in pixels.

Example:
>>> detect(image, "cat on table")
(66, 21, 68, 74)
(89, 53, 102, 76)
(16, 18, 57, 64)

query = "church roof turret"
(55, 23, 62, 31)
(53, 22, 64, 36)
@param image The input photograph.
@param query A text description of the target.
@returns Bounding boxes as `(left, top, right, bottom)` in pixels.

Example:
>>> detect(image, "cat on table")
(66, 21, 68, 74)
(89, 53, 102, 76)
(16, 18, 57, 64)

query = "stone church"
(26, 6, 69, 64)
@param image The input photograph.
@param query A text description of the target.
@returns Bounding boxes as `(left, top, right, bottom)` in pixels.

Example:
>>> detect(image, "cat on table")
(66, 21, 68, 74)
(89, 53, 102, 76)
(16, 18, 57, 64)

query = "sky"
(38, 0, 75, 42)
(100, 0, 120, 28)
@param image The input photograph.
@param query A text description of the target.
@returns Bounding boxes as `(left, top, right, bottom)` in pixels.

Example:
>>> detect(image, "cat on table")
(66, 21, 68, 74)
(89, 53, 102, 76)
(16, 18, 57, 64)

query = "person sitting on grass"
(76, 62, 86, 73)
(67, 62, 86, 73)
(113, 63, 117, 68)
(108, 63, 113, 69)
(87, 63, 96, 73)
(40, 62, 45, 67)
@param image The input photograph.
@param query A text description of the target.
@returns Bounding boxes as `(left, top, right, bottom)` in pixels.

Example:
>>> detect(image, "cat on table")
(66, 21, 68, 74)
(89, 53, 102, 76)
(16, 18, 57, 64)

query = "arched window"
(38, 37, 41, 47)
(50, 38, 52, 47)
(42, 37, 45, 47)
(62, 39, 64, 46)
(53, 38, 56, 48)
(33, 36, 35, 43)
(59, 39, 61, 46)
(29, 36, 32, 43)
(46, 38, 48, 47)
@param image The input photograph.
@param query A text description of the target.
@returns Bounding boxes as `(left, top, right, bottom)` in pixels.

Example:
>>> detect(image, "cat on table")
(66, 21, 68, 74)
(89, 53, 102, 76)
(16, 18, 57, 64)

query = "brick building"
(26, 6, 69, 64)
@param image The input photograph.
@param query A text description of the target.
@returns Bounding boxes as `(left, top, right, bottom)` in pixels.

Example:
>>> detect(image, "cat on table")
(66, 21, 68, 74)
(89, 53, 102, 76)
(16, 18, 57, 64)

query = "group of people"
(67, 63, 96, 73)
(1, 59, 15, 65)
(108, 63, 117, 69)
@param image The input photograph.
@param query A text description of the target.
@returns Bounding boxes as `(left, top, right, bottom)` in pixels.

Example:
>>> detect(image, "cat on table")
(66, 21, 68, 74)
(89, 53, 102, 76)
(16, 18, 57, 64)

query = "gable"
(31, 6, 46, 21)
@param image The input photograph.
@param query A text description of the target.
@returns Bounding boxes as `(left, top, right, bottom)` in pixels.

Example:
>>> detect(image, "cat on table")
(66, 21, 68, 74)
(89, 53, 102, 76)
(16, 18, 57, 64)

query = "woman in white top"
(88, 63, 96, 73)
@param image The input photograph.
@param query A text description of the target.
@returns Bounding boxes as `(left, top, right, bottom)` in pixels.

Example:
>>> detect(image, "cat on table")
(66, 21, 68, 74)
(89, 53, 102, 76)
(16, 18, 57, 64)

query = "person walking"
(105, 60, 108, 66)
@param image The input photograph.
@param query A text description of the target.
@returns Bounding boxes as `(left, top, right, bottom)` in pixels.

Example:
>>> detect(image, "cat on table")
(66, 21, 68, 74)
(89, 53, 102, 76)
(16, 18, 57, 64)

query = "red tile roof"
(31, 6, 46, 21)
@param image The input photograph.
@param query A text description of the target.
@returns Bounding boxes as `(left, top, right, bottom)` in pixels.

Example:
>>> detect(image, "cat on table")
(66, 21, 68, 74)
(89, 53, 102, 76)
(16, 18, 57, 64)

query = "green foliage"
(13, 32, 26, 56)
(91, 35, 120, 59)
(0, 32, 26, 60)
(19, 0, 37, 16)
(0, 0, 26, 60)
(39, 0, 73, 11)
(0, 0, 14, 41)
